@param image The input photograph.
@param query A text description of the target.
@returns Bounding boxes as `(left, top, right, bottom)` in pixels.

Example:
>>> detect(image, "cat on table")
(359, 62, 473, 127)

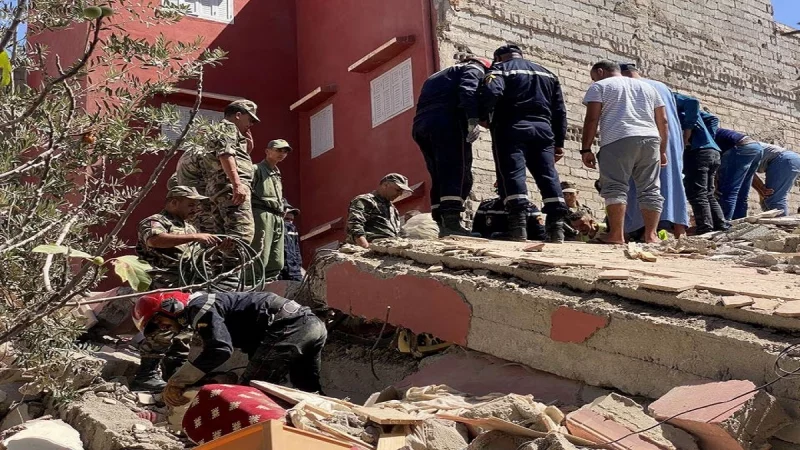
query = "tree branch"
(0, 71, 206, 344)
(42, 215, 78, 292)
(0, 0, 26, 53)
(0, 16, 103, 131)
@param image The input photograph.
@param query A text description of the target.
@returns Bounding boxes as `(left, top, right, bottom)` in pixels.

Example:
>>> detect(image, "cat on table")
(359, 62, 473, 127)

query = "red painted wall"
(28, 0, 300, 262)
(294, 0, 435, 261)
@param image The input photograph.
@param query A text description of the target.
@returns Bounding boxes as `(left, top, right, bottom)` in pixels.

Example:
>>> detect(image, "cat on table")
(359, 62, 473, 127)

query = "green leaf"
(110, 255, 152, 292)
(32, 245, 94, 260)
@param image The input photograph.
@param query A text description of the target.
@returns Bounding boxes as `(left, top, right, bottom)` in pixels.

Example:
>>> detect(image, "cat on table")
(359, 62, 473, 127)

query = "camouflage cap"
(167, 185, 208, 200)
(228, 99, 260, 123)
(267, 139, 292, 151)
(381, 173, 412, 192)
(560, 181, 578, 193)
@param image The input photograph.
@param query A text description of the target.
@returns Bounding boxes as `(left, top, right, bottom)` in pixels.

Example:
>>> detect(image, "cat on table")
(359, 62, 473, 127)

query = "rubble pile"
(649, 213, 800, 275)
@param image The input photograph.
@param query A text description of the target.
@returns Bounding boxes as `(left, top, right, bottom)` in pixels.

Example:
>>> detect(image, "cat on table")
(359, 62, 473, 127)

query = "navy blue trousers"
(412, 113, 473, 215)
(492, 121, 568, 220)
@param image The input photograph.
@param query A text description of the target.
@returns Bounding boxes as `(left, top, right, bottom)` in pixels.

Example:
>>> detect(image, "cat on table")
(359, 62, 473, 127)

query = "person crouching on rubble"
(132, 290, 327, 407)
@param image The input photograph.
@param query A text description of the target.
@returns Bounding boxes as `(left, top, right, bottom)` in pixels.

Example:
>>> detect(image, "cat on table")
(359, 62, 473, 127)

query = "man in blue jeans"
(703, 117, 764, 220)
(752, 143, 800, 216)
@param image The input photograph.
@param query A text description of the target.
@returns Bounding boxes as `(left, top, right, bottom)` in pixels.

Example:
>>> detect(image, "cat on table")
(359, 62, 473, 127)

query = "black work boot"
(131, 357, 167, 392)
(439, 211, 472, 237)
(508, 211, 528, 241)
(546, 219, 565, 244)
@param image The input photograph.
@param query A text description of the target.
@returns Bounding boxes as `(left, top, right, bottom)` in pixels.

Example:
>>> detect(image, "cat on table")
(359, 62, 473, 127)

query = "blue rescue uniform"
(479, 56, 569, 221)
(180, 292, 326, 392)
(280, 220, 302, 281)
(412, 60, 486, 218)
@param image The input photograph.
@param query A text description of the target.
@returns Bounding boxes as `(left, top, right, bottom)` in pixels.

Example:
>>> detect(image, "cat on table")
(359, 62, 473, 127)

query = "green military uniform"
(251, 159, 285, 281)
(136, 210, 196, 289)
(346, 192, 402, 243)
(204, 118, 256, 242)
(168, 147, 218, 234)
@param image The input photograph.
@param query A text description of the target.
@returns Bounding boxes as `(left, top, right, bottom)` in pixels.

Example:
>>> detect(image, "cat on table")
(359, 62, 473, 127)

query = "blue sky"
(773, 0, 799, 27)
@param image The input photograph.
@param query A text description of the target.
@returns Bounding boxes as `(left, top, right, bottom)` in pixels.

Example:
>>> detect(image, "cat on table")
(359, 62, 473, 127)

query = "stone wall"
(434, 0, 800, 217)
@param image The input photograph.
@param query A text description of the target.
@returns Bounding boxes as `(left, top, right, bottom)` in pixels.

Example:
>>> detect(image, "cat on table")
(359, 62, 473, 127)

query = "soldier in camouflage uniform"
(134, 185, 220, 391)
(252, 139, 291, 281)
(203, 99, 259, 242)
(346, 173, 412, 249)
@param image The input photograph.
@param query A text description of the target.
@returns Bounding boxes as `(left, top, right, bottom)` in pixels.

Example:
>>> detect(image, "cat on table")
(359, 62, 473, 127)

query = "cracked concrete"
(307, 240, 800, 429)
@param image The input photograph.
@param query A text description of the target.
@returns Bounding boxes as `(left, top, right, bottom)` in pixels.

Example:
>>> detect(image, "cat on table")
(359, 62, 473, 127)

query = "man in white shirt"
(580, 60, 668, 244)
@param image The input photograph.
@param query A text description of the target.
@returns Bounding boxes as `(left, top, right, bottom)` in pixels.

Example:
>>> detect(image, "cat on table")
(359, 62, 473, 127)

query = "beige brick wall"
(434, 0, 800, 218)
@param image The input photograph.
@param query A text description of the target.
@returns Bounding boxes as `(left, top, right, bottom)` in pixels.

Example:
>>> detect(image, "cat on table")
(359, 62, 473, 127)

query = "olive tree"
(0, 0, 224, 397)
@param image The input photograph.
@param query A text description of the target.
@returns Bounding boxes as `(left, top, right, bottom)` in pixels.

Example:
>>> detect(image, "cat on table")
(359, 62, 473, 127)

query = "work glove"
(163, 380, 190, 407)
(466, 118, 482, 144)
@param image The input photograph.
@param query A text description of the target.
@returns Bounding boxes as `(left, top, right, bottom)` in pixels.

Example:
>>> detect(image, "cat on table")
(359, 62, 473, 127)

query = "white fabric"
(583, 76, 664, 147)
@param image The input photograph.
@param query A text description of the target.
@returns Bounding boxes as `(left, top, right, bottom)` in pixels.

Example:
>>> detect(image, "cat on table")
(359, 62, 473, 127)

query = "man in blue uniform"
(132, 291, 327, 406)
(479, 44, 569, 242)
(280, 203, 303, 281)
(413, 52, 491, 236)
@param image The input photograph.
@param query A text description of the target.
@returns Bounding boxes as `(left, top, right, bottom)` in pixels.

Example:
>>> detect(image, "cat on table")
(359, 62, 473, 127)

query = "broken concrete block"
(60, 392, 184, 450)
(648, 380, 791, 450)
(93, 346, 140, 379)
(722, 296, 755, 309)
(1, 418, 84, 450)
(566, 393, 698, 450)
(773, 302, 800, 318)
(744, 254, 779, 268)
(766, 239, 786, 252)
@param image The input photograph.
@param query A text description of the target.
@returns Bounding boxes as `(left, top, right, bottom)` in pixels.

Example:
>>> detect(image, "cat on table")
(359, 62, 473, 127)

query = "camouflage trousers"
(139, 329, 192, 379)
(241, 314, 327, 393)
(209, 187, 255, 242)
(191, 200, 222, 234)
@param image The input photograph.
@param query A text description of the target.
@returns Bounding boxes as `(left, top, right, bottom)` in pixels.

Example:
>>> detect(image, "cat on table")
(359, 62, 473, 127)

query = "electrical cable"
(178, 236, 265, 293)
(515, 342, 800, 449)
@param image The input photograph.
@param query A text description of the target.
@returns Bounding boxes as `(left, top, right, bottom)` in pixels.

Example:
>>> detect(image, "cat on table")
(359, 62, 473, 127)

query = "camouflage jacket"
(136, 210, 197, 288)
(346, 192, 401, 243)
(252, 161, 283, 214)
(204, 119, 254, 199)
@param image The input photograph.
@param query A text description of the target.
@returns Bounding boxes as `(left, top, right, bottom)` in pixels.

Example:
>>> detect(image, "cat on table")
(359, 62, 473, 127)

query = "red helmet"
(469, 57, 492, 69)
(132, 291, 191, 331)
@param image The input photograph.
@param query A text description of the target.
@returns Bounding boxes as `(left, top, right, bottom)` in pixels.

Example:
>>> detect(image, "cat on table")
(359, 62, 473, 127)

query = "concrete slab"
(309, 240, 800, 421)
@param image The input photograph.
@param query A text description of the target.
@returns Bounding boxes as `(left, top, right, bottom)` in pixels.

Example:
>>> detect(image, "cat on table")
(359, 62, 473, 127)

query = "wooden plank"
(376, 425, 409, 450)
(436, 414, 595, 447)
(353, 406, 424, 425)
(638, 278, 697, 293)
(250, 380, 360, 409)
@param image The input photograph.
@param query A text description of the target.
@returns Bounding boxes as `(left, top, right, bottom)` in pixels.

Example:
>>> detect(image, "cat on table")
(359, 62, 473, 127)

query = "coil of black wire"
(178, 235, 265, 292)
